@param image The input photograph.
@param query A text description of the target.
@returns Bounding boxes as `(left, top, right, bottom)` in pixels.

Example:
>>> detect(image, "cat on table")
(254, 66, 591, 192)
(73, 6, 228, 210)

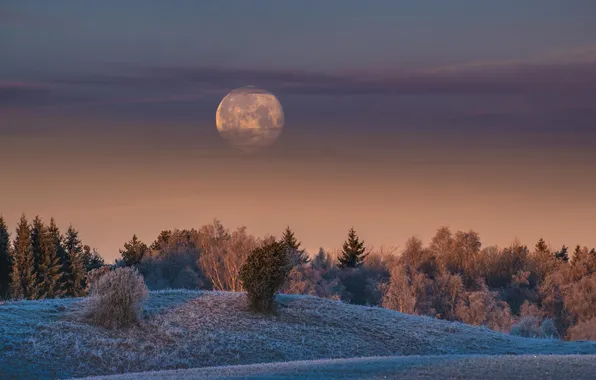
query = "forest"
(1, 214, 595, 341)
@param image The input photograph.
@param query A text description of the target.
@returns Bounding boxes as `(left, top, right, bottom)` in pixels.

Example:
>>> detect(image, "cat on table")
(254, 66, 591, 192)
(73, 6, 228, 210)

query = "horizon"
(1, 0, 596, 262)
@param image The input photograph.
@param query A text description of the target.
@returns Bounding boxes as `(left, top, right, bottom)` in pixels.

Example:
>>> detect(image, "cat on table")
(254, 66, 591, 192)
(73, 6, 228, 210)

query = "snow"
(2, 290, 596, 379)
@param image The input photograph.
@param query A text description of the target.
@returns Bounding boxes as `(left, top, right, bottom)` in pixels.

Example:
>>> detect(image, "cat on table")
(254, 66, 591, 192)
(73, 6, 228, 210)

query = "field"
(2, 290, 596, 379)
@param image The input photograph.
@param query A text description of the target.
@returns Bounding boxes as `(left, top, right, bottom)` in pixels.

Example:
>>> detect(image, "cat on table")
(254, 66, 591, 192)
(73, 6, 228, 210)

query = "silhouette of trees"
(3, 212, 596, 341)
(337, 228, 367, 269)
(119, 234, 149, 267)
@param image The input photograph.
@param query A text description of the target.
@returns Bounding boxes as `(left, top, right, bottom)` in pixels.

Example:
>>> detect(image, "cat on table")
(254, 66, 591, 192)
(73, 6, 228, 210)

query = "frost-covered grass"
(2, 290, 596, 379)
(79, 355, 596, 380)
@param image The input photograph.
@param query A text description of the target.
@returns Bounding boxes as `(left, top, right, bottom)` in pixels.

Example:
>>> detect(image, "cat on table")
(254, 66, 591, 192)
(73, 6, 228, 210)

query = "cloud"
(55, 59, 596, 98)
(4, 51, 596, 110)
(0, 81, 99, 108)
(0, 82, 51, 105)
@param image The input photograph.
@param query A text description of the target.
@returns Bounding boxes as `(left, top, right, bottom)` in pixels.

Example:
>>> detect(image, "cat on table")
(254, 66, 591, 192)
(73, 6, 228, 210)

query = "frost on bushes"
(540, 318, 558, 338)
(455, 281, 513, 332)
(84, 267, 149, 329)
(85, 266, 112, 293)
(239, 240, 291, 313)
(510, 316, 542, 338)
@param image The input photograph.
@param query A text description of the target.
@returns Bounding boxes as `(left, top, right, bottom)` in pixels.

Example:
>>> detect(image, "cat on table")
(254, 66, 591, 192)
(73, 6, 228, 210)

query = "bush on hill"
(239, 240, 291, 313)
(84, 267, 148, 329)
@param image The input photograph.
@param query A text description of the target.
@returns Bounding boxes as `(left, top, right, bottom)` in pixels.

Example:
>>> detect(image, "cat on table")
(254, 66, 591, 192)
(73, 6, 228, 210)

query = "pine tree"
(281, 226, 300, 249)
(11, 215, 37, 300)
(36, 222, 64, 299)
(150, 230, 172, 252)
(0, 216, 11, 299)
(48, 218, 67, 266)
(281, 226, 309, 265)
(30, 216, 45, 274)
(83, 245, 104, 272)
(48, 218, 69, 291)
(535, 238, 548, 253)
(63, 225, 86, 297)
(119, 234, 149, 267)
(554, 245, 569, 262)
(337, 228, 368, 269)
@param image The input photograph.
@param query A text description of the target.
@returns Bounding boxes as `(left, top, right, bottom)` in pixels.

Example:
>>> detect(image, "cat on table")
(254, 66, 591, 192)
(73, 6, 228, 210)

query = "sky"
(1, 1, 596, 262)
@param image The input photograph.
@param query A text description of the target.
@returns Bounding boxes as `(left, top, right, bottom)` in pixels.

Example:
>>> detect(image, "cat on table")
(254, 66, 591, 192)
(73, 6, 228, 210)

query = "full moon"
(216, 87, 284, 152)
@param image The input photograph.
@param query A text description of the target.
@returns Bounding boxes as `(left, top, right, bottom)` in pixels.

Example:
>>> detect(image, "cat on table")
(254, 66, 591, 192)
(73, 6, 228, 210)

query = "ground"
(80, 355, 596, 380)
(1, 290, 596, 379)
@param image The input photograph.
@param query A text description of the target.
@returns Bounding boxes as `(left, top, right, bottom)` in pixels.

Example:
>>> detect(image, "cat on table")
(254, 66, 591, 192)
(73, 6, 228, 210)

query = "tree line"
(0, 215, 104, 300)
(3, 214, 596, 340)
(117, 220, 596, 340)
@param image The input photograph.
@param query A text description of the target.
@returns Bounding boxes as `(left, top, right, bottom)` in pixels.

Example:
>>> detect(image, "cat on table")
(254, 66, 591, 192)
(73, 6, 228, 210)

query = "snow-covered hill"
(2, 290, 596, 379)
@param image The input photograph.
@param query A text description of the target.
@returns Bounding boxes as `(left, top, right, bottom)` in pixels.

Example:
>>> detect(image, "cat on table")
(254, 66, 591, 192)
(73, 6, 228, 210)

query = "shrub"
(84, 267, 148, 329)
(510, 316, 558, 339)
(239, 240, 291, 313)
(540, 318, 558, 338)
(510, 316, 542, 338)
(85, 266, 112, 293)
(138, 249, 204, 290)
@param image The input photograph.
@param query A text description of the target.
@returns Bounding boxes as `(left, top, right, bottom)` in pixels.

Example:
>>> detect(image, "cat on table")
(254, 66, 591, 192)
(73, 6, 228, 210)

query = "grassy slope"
(79, 355, 596, 380)
(2, 290, 596, 379)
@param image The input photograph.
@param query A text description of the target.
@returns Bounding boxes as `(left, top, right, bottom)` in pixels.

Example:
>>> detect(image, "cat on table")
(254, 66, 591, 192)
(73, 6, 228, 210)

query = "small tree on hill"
(120, 234, 149, 267)
(0, 216, 11, 299)
(337, 228, 368, 269)
(239, 240, 291, 313)
(281, 226, 309, 265)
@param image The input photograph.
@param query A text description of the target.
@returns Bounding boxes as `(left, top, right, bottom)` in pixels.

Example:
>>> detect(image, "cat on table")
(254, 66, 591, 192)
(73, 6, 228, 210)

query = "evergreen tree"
(554, 245, 569, 262)
(48, 218, 67, 266)
(36, 223, 64, 299)
(11, 215, 37, 300)
(150, 230, 172, 252)
(48, 218, 69, 292)
(0, 216, 11, 299)
(337, 228, 368, 269)
(63, 225, 86, 297)
(281, 226, 310, 265)
(119, 234, 149, 267)
(535, 238, 548, 253)
(30, 216, 45, 274)
(82, 245, 92, 271)
(281, 226, 300, 249)
(83, 245, 104, 272)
